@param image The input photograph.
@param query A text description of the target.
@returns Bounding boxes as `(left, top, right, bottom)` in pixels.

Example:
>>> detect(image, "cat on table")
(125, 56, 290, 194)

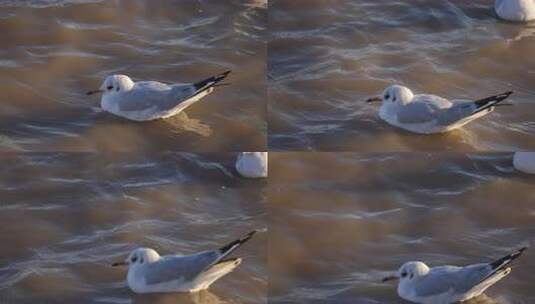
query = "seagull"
(87, 71, 231, 121)
(111, 230, 256, 293)
(366, 85, 513, 134)
(382, 247, 527, 304)
(513, 152, 535, 174)
(235, 152, 268, 178)
(495, 0, 535, 22)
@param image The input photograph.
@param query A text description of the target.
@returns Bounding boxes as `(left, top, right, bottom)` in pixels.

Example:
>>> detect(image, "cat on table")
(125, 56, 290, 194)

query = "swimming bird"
(111, 230, 256, 293)
(87, 71, 231, 121)
(513, 152, 535, 174)
(235, 152, 268, 178)
(382, 247, 527, 304)
(366, 85, 513, 134)
(495, 0, 535, 22)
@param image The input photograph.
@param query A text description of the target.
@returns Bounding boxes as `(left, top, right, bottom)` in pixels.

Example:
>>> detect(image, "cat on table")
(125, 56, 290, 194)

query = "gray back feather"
(116, 81, 196, 112)
(397, 99, 478, 126)
(143, 250, 220, 285)
(397, 102, 438, 124)
(414, 264, 492, 297)
(436, 102, 477, 126)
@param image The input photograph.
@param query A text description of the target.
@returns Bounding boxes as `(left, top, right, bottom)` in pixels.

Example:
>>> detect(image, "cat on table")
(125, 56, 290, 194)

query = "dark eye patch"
(131, 256, 138, 263)
(385, 94, 390, 99)
(392, 96, 396, 102)
(410, 273, 414, 279)
(401, 272, 407, 278)
(116, 87, 120, 92)
(140, 257, 144, 263)
(107, 86, 113, 90)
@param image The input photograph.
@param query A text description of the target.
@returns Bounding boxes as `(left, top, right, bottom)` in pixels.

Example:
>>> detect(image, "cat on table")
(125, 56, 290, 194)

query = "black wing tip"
(510, 246, 528, 261)
(471, 91, 514, 115)
(219, 230, 257, 255)
(213, 70, 232, 82)
(242, 230, 257, 242)
(235, 230, 257, 246)
(193, 70, 232, 92)
(490, 247, 528, 270)
(517, 246, 528, 255)
(496, 91, 514, 100)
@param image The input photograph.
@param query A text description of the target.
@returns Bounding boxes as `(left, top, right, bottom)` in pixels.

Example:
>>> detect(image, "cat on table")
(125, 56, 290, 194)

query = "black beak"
(86, 89, 103, 95)
(381, 275, 399, 283)
(366, 96, 382, 103)
(111, 261, 128, 267)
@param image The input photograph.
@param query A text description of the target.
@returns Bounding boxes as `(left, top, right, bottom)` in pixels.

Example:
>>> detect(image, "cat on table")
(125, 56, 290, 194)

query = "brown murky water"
(269, 0, 535, 151)
(269, 152, 535, 303)
(0, 153, 267, 303)
(2, 1, 535, 304)
(0, 0, 266, 152)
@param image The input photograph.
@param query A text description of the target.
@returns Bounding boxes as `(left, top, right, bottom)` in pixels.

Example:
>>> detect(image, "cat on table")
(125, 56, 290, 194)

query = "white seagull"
(495, 0, 535, 22)
(382, 247, 527, 304)
(366, 85, 513, 134)
(513, 152, 535, 174)
(112, 230, 256, 293)
(87, 71, 231, 121)
(235, 152, 268, 178)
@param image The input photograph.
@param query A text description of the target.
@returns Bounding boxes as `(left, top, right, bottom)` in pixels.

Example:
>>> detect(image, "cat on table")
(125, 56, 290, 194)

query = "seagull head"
(87, 74, 135, 96)
(382, 261, 430, 284)
(111, 248, 160, 269)
(366, 85, 414, 106)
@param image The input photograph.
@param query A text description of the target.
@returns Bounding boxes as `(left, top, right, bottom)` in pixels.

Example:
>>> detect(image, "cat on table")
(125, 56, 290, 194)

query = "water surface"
(269, 0, 535, 151)
(269, 152, 535, 303)
(0, 0, 266, 152)
(0, 152, 267, 303)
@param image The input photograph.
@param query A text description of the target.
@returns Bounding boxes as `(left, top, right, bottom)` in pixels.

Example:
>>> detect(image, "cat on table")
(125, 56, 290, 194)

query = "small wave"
(0, 0, 104, 8)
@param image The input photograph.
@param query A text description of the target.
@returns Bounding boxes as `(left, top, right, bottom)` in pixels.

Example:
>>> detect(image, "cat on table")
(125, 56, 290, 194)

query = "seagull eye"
(392, 96, 397, 102)
(140, 257, 144, 263)
(385, 94, 390, 100)
(410, 273, 414, 279)
(107, 85, 113, 90)
(131, 256, 138, 263)
(401, 271, 407, 278)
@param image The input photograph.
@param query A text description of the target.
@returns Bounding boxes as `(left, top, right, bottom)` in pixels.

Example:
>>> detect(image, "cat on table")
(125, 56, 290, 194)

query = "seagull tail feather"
(471, 91, 513, 115)
(489, 246, 527, 272)
(217, 230, 257, 260)
(474, 247, 528, 288)
(192, 70, 232, 96)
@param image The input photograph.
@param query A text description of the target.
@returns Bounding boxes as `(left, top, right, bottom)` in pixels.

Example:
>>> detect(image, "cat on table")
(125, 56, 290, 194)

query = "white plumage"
(513, 152, 535, 174)
(382, 248, 527, 304)
(112, 230, 256, 293)
(87, 71, 231, 121)
(367, 85, 512, 134)
(495, 0, 535, 22)
(236, 152, 268, 178)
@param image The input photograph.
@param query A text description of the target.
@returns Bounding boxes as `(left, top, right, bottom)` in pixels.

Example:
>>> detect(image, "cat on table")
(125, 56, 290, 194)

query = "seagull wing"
(142, 230, 257, 286)
(435, 91, 513, 125)
(115, 81, 178, 112)
(412, 266, 465, 297)
(116, 71, 231, 113)
(395, 94, 452, 124)
(143, 251, 220, 285)
(396, 102, 439, 124)
(411, 265, 492, 297)
(414, 247, 527, 297)
(165, 71, 232, 111)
